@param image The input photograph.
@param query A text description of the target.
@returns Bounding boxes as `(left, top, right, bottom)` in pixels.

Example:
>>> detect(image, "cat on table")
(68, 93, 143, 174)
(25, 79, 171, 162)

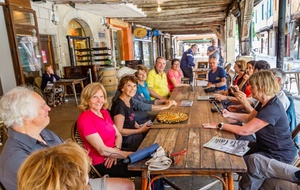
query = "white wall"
(0, 6, 17, 93)
(253, 0, 273, 32)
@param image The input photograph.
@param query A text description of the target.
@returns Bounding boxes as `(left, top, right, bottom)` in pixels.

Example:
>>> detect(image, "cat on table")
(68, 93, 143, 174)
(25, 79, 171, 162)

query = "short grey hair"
(0, 87, 39, 128)
(270, 68, 286, 87)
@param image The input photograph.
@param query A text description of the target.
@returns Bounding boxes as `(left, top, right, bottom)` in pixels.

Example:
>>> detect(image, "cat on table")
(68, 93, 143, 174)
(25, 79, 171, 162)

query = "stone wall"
(31, 1, 109, 70)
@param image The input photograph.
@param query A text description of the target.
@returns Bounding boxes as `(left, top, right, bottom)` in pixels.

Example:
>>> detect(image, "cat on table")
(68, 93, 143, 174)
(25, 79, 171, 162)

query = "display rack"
(67, 36, 112, 66)
(67, 35, 91, 66)
(92, 47, 111, 64)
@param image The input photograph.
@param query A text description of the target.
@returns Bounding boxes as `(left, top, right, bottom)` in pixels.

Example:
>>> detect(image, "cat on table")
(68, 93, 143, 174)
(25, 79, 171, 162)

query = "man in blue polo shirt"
(207, 57, 227, 91)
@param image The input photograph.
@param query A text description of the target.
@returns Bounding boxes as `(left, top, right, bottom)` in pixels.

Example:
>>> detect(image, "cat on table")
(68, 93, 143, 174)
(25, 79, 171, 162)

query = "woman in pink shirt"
(167, 58, 189, 91)
(77, 83, 140, 177)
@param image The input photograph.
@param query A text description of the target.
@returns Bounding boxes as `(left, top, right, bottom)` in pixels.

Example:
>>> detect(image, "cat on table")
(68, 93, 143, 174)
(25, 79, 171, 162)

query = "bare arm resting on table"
(203, 108, 269, 136)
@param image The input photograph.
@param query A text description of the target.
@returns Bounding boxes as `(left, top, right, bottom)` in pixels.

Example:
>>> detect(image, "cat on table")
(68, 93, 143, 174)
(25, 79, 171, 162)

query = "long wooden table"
(129, 86, 247, 190)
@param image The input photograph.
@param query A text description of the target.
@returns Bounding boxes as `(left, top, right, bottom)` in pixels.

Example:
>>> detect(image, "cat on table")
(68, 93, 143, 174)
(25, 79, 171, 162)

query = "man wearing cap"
(180, 44, 198, 83)
(146, 57, 170, 100)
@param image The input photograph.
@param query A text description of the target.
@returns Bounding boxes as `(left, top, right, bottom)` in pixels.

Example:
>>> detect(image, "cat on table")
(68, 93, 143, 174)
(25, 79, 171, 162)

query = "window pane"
(13, 10, 35, 26)
(17, 29, 42, 79)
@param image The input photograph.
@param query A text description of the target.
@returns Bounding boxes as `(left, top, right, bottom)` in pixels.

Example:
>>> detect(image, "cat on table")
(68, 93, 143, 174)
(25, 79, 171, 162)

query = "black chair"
(0, 181, 5, 190)
(71, 122, 102, 179)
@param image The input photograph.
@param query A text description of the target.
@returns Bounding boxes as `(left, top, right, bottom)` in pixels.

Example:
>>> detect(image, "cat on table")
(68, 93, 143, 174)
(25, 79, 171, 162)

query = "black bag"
(204, 87, 216, 93)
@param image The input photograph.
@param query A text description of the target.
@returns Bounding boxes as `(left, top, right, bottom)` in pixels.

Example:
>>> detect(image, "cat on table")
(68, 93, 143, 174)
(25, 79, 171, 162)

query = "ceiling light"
(157, 4, 161, 12)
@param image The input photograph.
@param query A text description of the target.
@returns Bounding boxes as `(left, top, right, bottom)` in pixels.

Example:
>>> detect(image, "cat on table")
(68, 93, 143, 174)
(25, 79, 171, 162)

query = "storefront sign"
(109, 18, 128, 28)
(134, 27, 147, 38)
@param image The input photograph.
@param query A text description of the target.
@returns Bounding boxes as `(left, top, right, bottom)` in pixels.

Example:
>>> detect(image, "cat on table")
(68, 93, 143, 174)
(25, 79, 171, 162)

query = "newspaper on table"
(203, 136, 250, 156)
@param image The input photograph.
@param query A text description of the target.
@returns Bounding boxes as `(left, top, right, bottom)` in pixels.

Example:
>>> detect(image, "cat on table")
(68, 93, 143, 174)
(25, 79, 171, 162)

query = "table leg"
(295, 74, 300, 95)
(72, 83, 78, 105)
(193, 72, 196, 87)
(80, 81, 84, 90)
(52, 85, 56, 106)
(62, 84, 66, 102)
(227, 172, 234, 190)
(141, 171, 148, 190)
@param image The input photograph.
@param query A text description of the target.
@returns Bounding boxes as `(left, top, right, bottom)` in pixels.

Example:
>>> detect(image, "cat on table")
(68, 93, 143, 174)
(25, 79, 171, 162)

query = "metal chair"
(224, 63, 232, 73)
(291, 123, 300, 167)
(292, 123, 300, 142)
(287, 74, 296, 91)
(0, 120, 7, 146)
(71, 122, 102, 178)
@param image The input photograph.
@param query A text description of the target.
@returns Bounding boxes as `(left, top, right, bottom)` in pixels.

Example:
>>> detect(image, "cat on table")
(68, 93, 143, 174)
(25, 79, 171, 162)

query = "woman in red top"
(232, 60, 247, 93)
(77, 83, 140, 177)
(241, 60, 256, 97)
(215, 60, 248, 101)
(167, 59, 189, 91)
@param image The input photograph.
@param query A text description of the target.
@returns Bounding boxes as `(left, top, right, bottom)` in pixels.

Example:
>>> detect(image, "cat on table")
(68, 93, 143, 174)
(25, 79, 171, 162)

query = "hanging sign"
(153, 29, 161, 36)
(134, 27, 148, 38)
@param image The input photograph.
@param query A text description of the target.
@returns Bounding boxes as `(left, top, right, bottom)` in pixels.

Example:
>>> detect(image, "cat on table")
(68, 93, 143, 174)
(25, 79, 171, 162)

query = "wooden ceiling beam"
(167, 30, 214, 35)
(208, 23, 225, 44)
(124, 13, 225, 21)
(143, 8, 227, 15)
(138, 4, 227, 10)
(162, 28, 210, 32)
(129, 0, 232, 5)
(144, 10, 225, 18)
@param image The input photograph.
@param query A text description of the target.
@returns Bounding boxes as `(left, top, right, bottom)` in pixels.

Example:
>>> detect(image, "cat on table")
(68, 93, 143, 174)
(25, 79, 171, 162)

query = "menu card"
(180, 100, 193, 107)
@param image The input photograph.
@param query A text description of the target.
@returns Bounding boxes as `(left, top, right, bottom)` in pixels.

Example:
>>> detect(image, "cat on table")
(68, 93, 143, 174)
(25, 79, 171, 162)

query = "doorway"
(40, 35, 55, 71)
(110, 29, 122, 67)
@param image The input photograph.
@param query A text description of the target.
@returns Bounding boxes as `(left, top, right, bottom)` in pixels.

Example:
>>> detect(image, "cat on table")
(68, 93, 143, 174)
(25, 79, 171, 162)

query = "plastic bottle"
(287, 62, 290, 70)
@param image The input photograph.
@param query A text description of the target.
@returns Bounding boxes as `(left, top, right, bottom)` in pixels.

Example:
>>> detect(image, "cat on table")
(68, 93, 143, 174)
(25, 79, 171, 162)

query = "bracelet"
(114, 145, 121, 149)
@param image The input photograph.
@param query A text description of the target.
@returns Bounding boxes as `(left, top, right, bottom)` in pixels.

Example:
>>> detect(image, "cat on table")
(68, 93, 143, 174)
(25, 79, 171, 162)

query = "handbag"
(204, 87, 216, 93)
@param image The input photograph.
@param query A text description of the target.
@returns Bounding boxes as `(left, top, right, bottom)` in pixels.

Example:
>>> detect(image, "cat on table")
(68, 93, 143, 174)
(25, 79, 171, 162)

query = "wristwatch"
(218, 123, 223, 130)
